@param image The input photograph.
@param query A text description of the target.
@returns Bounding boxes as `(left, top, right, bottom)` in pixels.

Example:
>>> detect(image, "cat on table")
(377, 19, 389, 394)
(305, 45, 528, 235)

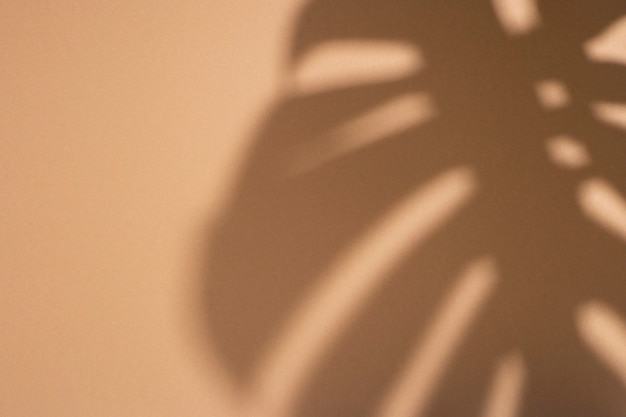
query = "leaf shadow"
(202, 1, 626, 416)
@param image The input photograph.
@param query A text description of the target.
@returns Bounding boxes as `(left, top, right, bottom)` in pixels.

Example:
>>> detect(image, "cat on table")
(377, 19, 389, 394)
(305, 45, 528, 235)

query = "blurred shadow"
(202, 1, 626, 416)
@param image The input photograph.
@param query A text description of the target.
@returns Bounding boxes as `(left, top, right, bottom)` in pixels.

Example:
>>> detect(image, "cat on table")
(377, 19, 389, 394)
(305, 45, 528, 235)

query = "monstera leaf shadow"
(202, 1, 626, 416)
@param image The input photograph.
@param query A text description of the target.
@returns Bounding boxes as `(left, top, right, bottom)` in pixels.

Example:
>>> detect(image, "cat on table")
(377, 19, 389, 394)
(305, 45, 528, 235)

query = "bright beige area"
(0, 1, 301, 416)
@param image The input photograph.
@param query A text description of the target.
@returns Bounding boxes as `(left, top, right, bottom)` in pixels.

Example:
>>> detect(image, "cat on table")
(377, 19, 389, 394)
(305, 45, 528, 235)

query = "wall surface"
(2, 1, 626, 417)
(1, 1, 301, 416)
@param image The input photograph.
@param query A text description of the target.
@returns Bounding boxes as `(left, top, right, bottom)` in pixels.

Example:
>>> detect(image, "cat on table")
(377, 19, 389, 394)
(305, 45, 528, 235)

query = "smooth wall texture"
(1, 1, 301, 416)
(2, 1, 626, 417)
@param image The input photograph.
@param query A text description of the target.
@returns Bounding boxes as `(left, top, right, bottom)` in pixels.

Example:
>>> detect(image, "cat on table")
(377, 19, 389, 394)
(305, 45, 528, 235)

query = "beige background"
(1, 1, 302, 415)
(3, 1, 626, 417)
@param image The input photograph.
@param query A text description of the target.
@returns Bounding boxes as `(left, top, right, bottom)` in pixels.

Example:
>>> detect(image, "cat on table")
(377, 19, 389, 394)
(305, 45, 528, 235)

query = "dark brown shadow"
(202, 1, 626, 416)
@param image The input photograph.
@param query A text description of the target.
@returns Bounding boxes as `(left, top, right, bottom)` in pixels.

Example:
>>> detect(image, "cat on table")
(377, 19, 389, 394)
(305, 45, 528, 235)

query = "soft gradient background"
(1, 1, 303, 415)
(2, 1, 625, 417)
